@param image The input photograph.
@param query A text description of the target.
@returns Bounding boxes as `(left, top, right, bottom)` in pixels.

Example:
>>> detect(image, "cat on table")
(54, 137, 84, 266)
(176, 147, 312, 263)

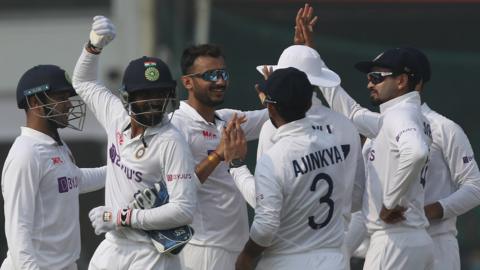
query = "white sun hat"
(256, 45, 341, 88)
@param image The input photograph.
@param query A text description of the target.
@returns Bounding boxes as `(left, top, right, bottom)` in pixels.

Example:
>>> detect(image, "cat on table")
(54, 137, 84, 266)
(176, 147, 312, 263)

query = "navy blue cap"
(263, 67, 313, 109)
(122, 56, 177, 93)
(355, 48, 421, 78)
(402, 47, 431, 83)
(16, 65, 75, 109)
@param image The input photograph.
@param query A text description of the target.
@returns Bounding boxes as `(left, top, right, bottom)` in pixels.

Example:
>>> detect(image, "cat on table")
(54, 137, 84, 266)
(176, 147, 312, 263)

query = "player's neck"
(26, 117, 62, 143)
(130, 120, 146, 138)
(187, 98, 216, 123)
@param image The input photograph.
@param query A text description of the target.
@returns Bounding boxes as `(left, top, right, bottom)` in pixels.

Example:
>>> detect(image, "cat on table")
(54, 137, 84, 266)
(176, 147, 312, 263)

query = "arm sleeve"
(72, 47, 125, 130)
(344, 211, 368, 257)
(2, 151, 42, 270)
(249, 155, 282, 247)
(383, 112, 429, 209)
(256, 120, 276, 161)
(79, 166, 106, 194)
(317, 86, 381, 138)
(217, 108, 269, 141)
(230, 165, 256, 207)
(131, 139, 197, 230)
(438, 123, 480, 219)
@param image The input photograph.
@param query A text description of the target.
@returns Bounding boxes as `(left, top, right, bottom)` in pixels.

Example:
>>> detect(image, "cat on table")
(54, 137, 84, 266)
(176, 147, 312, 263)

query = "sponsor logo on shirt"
(202, 130, 217, 140)
(395, 127, 417, 142)
(116, 131, 125, 146)
(51, 156, 63, 165)
(109, 144, 143, 182)
(463, 155, 474, 164)
(58, 176, 79, 193)
(166, 173, 192, 181)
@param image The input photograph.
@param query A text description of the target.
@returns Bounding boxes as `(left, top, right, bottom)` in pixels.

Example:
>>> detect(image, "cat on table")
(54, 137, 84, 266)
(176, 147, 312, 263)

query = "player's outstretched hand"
(293, 3, 318, 48)
(89, 15, 116, 49)
(379, 205, 407, 224)
(89, 206, 132, 235)
(223, 113, 247, 163)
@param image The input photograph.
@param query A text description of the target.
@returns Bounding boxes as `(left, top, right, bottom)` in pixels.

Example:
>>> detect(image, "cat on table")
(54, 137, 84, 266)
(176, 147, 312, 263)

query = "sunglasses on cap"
(367, 71, 396, 85)
(186, 69, 229, 82)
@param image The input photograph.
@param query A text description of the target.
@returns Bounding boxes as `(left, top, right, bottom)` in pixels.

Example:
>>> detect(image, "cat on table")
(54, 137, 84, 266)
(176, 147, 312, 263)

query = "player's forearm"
(319, 86, 380, 138)
(131, 200, 194, 230)
(230, 165, 256, 207)
(72, 46, 100, 86)
(195, 151, 223, 183)
(79, 166, 106, 193)
(439, 180, 480, 219)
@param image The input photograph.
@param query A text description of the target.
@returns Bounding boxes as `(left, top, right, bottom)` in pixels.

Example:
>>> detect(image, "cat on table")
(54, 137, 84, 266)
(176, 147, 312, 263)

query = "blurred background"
(0, 0, 479, 269)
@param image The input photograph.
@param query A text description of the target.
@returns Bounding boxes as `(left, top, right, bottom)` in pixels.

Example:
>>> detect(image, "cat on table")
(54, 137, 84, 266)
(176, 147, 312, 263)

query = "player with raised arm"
(170, 44, 268, 270)
(296, 5, 480, 269)
(1, 65, 105, 270)
(72, 16, 197, 269)
(295, 5, 434, 269)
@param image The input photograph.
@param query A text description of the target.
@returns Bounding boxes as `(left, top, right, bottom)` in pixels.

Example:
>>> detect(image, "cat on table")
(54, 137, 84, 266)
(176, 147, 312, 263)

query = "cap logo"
(145, 66, 160, 82)
(373, 52, 384, 62)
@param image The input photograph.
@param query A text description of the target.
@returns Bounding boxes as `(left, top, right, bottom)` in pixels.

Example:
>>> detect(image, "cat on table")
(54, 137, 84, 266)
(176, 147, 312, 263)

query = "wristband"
(86, 40, 102, 55)
(117, 208, 132, 227)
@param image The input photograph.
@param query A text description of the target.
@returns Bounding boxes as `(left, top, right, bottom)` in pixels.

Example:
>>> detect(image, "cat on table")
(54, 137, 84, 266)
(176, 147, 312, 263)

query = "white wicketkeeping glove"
(89, 15, 116, 49)
(89, 206, 133, 235)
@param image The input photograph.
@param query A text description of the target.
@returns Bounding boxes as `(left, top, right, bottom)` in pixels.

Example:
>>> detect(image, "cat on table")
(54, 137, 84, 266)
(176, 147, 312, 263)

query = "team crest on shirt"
(135, 147, 146, 159)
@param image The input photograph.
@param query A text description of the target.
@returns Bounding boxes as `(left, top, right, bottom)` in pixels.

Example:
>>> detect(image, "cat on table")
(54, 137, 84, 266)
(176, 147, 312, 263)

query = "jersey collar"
(379, 91, 421, 114)
(20, 126, 61, 145)
(271, 117, 312, 143)
(421, 102, 431, 114)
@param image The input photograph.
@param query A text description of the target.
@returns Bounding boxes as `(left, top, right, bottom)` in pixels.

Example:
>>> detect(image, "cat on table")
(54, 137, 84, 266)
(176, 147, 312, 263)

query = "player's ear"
(181, 76, 193, 91)
(396, 74, 409, 92)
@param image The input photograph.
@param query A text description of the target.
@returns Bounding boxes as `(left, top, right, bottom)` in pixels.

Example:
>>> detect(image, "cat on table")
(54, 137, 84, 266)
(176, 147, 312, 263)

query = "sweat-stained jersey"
(170, 101, 268, 252)
(1, 127, 105, 270)
(72, 49, 197, 243)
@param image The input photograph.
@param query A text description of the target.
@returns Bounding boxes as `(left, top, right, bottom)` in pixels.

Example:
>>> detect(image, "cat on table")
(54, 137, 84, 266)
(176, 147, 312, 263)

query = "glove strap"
(86, 40, 102, 55)
(117, 208, 132, 227)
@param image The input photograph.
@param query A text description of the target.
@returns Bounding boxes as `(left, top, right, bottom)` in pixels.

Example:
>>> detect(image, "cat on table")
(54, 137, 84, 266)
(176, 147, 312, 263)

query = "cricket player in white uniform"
(337, 48, 480, 270)
(72, 16, 197, 269)
(252, 45, 366, 270)
(170, 44, 268, 270)
(1, 65, 105, 270)
(315, 48, 435, 270)
(225, 67, 362, 270)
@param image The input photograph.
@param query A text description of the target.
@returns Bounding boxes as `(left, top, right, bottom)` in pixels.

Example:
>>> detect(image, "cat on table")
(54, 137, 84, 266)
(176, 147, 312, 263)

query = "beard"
(193, 85, 226, 108)
(130, 102, 164, 127)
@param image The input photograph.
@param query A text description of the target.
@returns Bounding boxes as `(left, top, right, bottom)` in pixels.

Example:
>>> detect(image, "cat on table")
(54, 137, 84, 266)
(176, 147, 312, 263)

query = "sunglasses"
(367, 71, 395, 85)
(186, 69, 229, 82)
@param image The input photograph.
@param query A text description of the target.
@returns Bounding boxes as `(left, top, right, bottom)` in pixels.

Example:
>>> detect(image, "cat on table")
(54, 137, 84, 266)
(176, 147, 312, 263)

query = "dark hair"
(273, 102, 310, 123)
(181, 44, 225, 75)
(405, 73, 420, 92)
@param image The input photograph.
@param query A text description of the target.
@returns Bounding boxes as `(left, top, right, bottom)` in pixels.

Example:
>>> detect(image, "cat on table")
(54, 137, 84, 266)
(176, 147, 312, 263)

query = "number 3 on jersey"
(308, 173, 334, 230)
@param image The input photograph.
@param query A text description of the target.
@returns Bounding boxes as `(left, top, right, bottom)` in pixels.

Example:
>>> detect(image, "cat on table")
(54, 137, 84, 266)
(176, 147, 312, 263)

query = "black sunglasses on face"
(186, 69, 229, 82)
(367, 71, 395, 85)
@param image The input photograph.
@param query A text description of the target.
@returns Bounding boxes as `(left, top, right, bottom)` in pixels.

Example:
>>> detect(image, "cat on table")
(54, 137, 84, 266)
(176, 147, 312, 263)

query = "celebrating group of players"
(2, 4, 480, 270)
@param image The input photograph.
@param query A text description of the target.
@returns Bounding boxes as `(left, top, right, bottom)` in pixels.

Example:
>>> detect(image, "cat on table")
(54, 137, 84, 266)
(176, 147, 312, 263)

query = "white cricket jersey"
(1, 127, 105, 270)
(250, 117, 359, 255)
(170, 101, 268, 252)
(254, 96, 365, 215)
(319, 86, 431, 232)
(72, 49, 197, 243)
(421, 103, 480, 237)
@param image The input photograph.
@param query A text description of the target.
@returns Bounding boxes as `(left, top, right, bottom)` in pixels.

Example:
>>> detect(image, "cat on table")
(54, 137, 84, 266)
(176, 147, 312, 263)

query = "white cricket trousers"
(364, 228, 434, 270)
(179, 243, 239, 270)
(431, 233, 460, 270)
(0, 253, 77, 270)
(88, 233, 180, 270)
(257, 248, 346, 270)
